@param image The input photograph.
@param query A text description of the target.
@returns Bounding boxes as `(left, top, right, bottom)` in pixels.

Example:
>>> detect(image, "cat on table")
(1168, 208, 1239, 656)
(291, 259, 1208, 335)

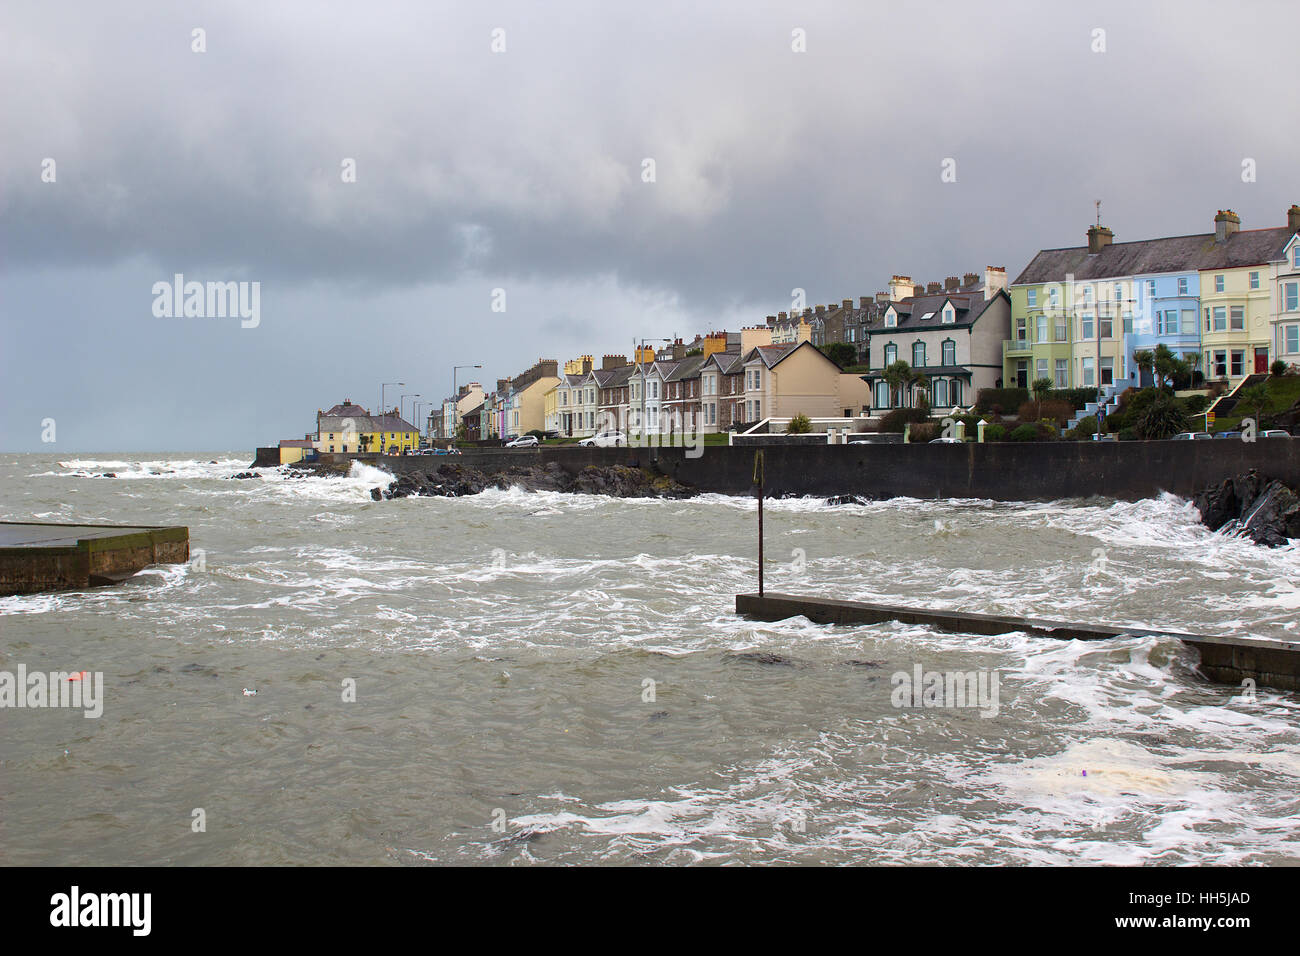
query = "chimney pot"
(1289, 204, 1300, 232)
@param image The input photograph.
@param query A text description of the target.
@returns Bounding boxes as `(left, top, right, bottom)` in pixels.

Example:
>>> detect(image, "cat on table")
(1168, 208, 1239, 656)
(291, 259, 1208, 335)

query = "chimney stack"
(842, 298, 853, 310)
(1289, 204, 1300, 232)
(672, 342, 686, 360)
(926, 281, 942, 294)
(1215, 209, 1241, 243)
(1087, 225, 1114, 254)
(984, 266, 1008, 301)
(945, 276, 959, 292)
(913, 284, 924, 297)
(777, 311, 787, 322)
(602, 354, 627, 369)
(888, 275, 913, 302)
(803, 307, 813, 318)
(814, 304, 825, 315)
(963, 272, 978, 288)
(860, 296, 870, 308)
(876, 292, 888, 304)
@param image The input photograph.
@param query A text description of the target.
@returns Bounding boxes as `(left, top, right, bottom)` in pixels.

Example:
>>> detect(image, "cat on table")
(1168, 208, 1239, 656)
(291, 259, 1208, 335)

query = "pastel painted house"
(862, 269, 1011, 411)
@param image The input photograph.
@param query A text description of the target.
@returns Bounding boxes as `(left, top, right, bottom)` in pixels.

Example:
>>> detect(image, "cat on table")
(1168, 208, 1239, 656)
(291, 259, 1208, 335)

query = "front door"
(1255, 347, 1269, 373)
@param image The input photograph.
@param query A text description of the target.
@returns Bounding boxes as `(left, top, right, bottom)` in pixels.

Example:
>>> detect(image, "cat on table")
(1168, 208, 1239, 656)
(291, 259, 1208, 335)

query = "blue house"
(1125, 270, 1202, 387)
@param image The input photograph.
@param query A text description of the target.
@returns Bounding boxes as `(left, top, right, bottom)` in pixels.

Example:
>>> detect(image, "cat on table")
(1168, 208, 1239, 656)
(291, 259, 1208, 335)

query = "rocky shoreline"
(351, 461, 697, 501)
(1194, 470, 1300, 547)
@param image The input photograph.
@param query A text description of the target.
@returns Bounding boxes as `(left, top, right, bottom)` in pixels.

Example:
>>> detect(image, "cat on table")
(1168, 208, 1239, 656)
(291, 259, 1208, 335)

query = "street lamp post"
(452, 364, 482, 443)
(381, 382, 404, 417)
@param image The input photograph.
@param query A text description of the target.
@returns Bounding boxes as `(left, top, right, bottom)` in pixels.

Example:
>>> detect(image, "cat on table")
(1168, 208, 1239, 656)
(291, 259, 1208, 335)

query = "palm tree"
(1132, 349, 1154, 387)
(883, 360, 914, 408)
(1031, 377, 1053, 420)
(1152, 344, 1189, 392)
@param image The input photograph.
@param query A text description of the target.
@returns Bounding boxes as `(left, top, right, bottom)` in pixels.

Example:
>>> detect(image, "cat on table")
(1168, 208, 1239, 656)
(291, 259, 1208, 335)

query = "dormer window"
(942, 305, 955, 324)
(885, 311, 897, 328)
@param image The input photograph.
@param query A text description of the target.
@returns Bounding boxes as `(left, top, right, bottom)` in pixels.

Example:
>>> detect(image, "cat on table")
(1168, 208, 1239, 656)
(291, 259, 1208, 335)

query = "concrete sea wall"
(323, 440, 1300, 502)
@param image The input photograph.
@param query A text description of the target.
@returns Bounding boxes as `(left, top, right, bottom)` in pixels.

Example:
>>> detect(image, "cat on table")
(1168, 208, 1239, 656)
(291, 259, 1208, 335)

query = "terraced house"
(861, 269, 1011, 412)
(1007, 207, 1300, 398)
(1277, 209, 1300, 369)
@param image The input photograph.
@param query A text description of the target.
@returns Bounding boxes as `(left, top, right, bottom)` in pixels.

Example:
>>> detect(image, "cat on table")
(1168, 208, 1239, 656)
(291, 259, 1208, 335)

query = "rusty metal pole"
(753, 449, 765, 595)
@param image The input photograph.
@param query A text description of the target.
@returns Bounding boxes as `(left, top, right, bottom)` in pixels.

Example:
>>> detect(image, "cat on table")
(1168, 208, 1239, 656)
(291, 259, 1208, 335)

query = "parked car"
(1261, 429, 1292, 438)
(505, 435, 539, 448)
(579, 430, 628, 447)
(1171, 432, 1214, 440)
(1214, 431, 1243, 440)
(928, 437, 964, 444)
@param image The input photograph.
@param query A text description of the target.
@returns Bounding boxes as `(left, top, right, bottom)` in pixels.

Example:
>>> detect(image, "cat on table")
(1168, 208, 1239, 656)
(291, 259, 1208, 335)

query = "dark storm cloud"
(2, 0, 1298, 449)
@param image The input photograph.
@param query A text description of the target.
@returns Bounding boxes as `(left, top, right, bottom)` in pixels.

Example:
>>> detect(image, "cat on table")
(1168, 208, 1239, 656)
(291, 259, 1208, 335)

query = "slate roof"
(1014, 227, 1296, 285)
(595, 365, 634, 389)
(664, 354, 706, 381)
(322, 402, 369, 417)
(863, 290, 1006, 333)
(318, 413, 419, 433)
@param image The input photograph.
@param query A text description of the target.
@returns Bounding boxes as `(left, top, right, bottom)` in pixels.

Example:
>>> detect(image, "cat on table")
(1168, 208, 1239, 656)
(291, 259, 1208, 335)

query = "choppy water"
(2, 452, 1298, 865)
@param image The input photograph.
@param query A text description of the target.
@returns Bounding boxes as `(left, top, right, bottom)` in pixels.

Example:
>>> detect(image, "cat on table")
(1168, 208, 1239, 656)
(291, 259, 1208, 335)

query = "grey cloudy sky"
(3, 0, 1297, 451)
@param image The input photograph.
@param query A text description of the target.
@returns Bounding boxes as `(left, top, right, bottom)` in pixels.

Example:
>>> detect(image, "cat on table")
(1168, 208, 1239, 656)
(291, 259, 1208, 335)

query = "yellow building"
(278, 439, 313, 464)
(1198, 212, 1287, 382)
(316, 401, 420, 455)
(739, 340, 869, 422)
(502, 360, 561, 439)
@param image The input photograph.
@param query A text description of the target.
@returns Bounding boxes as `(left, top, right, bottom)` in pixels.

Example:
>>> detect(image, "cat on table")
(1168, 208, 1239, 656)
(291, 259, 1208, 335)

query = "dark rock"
(97, 472, 117, 478)
(723, 651, 796, 666)
(227, 471, 260, 480)
(826, 494, 869, 506)
(1195, 470, 1300, 547)
(372, 461, 695, 501)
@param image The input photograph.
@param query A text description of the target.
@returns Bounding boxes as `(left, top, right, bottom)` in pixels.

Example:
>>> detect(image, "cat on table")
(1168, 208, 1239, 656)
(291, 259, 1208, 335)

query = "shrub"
(1008, 423, 1043, 442)
(982, 423, 1006, 442)
(1016, 398, 1075, 427)
(975, 387, 1028, 414)
(819, 343, 857, 369)
(1072, 417, 1098, 439)
(1272, 360, 1288, 377)
(786, 413, 812, 434)
(1050, 387, 1101, 410)
(1135, 395, 1190, 440)
(909, 422, 940, 443)
(1118, 427, 1138, 441)
(879, 406, 930, 433)
(1182, 394, 1210, 414)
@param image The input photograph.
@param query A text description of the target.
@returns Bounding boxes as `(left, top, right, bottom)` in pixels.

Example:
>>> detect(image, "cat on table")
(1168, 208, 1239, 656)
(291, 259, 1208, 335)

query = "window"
(1055, 317, 1067, 341)
(1036, 315, 1048, 341)
(1249, 272, 1260, 290)
(1178, 277, 1188, 295)
(885, 311, 897, 328)
(933, 379, 949, 407)
(912, 342, 926, 367)
(1027, 288, 1037, 307)
(1146, 280, 1156, 298)
(875, 382, 890, 408)
(1294, 247, 1300, 268)
(1212, 307, 1227, 331)
(1082, 285, 1094, 305)
(1049, 287, 1060, 309)
(884, 344, 897, 365)
(1230, 306, 1244, 331)
(1080, 314, 1094, 340)
(1099, 314, 1113, 339)
(950, 380, 962, 406)
(1081, 357, 1095, 387)
(1181, 309, 1197, 334)
(942, 305, 955, 324)
(1231, 350, 1245, 377)
(1054, 359, 1068, 387)
(1286, 325, 1300, 354)
(1215, 275, 1225, 293)
(1100, 356, 1114, 386)
(942, 340, 956, 366)
(1036, 359, 1048, 381)
(1015, 318, 1027, 343)
(1286, 282, 1299, 312)
(1114, 282, 1124, 303)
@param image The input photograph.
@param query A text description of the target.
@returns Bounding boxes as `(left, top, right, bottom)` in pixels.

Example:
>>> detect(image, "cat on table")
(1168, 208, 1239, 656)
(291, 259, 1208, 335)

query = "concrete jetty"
(736, 592, 1300, 692)
(0, 522, 190, 596)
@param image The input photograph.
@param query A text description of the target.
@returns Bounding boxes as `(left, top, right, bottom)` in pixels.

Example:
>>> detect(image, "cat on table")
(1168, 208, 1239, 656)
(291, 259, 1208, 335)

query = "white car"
(928, 437, 964, 444)
(1171, 432, 1213, 440)
(505, 435, 539, 447)
(1261, 429, 1292, 438)
(579, 430, 628, 447)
